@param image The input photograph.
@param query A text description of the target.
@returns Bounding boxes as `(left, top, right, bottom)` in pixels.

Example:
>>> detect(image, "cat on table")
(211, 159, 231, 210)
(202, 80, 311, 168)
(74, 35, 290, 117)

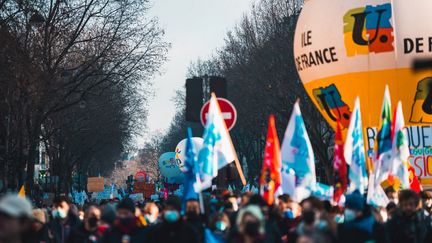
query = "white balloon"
(175, 137, 204, 172)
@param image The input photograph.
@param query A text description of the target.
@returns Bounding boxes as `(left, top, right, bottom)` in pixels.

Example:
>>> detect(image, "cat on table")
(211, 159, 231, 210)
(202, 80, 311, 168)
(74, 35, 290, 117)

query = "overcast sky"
(141, 0, 252, 144)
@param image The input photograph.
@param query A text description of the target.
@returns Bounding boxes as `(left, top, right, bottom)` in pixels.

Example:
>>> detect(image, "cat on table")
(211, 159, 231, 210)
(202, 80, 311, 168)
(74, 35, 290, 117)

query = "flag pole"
(195, 173, 205, 214)
(211, 93, 247, 186)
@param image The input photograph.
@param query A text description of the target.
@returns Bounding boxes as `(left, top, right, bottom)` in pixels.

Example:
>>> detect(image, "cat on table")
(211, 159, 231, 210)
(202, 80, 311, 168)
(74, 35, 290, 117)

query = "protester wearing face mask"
(337, 191, 386, 243)
(286, 196, 328, 243)
(276, 194, 300, 241)
(420, 191, 432, 216)
(143, 202, 159, 226)
(30, 208, 53, 243)
(386, 189, 432, 243)
(67, 205, 101, 243)
(228, 205, 266, 243)
(148, 196, 198, 243)
(184, 199, 205, 242)
(385, 187, 398, 205)
(101, 198, 147, 243)
(0, 195, 34, 243)
(204, 212, 231, 243)
(48, 196, 80, 243)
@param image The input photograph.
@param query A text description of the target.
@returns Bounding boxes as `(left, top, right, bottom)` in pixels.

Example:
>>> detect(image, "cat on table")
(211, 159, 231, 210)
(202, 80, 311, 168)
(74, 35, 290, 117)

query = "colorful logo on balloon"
(410, 77, 432, 123)
(343, 3, 394, 57)
(312, 84, 351, 129)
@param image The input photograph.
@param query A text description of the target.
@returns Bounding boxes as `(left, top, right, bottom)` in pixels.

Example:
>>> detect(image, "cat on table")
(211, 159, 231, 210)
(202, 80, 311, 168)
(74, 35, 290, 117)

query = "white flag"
(281, 101, 315, 200)
(194, 94, 236, 192)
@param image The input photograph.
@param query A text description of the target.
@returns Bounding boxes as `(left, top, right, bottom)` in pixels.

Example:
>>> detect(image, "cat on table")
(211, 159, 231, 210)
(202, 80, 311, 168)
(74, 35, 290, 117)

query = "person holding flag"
(344, 97, 368, 194)
(281, 100, 315, 201)
(259, 115, 282, 205)
(333, 121, 348, 204)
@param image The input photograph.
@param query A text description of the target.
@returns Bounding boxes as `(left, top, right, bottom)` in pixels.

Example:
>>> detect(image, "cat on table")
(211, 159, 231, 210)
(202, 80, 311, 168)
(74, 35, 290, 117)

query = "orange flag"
(260, 115, 282, 205)
(18, 185, 25, 198)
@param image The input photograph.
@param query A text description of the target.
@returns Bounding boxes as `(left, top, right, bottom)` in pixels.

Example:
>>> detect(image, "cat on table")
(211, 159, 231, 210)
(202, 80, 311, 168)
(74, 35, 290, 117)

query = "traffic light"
(126, 175, 134, 193)
(209, 76, 227, 98)
(186, 77, 203, 122)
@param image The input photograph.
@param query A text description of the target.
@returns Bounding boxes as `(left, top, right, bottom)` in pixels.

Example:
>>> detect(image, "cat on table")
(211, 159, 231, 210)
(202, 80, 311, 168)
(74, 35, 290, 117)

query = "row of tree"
(0, 0, 168, 196)
(142, 0, 335, 187)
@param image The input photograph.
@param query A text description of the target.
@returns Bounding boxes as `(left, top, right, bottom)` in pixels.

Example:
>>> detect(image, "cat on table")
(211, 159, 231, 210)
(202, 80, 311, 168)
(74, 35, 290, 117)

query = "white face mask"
(380, 210, 388, 222)
(145, 214, 156, 224)
(344, 209, 357, 222)
(390, 198, 399, 205)
(425, 200, 432, 208)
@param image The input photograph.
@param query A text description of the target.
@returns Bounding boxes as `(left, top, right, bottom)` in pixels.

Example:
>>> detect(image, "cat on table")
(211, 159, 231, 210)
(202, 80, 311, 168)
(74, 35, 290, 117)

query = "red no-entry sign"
(200, 98, 237, 131)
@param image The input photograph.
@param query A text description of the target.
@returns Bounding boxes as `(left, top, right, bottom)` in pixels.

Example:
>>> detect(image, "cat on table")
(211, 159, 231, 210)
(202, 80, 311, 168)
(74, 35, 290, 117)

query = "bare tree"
(0, 0, 168, 195)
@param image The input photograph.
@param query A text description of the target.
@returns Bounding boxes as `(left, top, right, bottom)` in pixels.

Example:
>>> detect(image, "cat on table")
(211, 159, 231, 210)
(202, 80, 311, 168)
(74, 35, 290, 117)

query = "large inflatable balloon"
(175, 137, 204, 172)
(158, 152, 183, 184)
(294, 0, 432, 131)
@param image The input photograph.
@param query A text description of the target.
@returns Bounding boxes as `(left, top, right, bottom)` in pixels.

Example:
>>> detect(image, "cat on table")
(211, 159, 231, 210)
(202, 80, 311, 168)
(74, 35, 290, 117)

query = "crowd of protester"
(1, 188, 432, 243)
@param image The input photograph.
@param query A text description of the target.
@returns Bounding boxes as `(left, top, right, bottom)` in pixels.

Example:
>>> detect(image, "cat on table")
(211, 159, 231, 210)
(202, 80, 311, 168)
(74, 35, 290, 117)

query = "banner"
(366, 125, 432, 188)
(87, 177, 104, 192)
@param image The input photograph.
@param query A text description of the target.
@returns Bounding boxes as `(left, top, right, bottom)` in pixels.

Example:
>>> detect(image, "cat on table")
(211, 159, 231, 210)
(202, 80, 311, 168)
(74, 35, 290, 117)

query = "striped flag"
(344, 97, 368, 194)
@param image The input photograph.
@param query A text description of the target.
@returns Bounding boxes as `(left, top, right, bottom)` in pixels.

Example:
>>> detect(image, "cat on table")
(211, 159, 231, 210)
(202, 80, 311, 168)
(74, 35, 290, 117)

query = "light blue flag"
(183, 128, 199, 201)
(312, 182, 334, 201)
(344, 97, 368, 194)
(195, 95, 236, 192)
(281, 101, 316, 201)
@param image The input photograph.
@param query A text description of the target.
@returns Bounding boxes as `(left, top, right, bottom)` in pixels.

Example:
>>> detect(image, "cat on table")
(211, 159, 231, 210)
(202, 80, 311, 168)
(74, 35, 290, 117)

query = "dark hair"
(53, 196, 70, 206)
(300, 196, 323, 211)
(278, 194, 292, 204)
(386, 201, 397, 211)
(385, 187, 396, 194)
(322, 200, 332, 213)
(399, 189, 420, 206)
(248, 194, 267, 207)
(165, 196, 182, 212)
(117, 198, 136, 214)
(186, 198, 199, 203)
(420, 191, 432, 200)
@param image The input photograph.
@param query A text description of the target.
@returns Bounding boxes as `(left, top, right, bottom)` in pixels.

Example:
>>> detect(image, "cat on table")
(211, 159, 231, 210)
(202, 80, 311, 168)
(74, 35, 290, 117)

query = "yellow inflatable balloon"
(294, 0, 432, 131)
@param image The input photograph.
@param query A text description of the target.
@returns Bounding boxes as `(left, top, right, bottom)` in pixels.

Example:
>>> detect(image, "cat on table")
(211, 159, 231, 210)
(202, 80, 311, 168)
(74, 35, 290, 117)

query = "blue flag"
(183, 128, 199, 201)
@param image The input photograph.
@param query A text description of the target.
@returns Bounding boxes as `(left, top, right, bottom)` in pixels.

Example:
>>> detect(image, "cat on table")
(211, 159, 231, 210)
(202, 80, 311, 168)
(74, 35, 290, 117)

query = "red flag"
(408, 164, 422, 192)
(260, 115, 282, 205)
(333, 121, 348, 203)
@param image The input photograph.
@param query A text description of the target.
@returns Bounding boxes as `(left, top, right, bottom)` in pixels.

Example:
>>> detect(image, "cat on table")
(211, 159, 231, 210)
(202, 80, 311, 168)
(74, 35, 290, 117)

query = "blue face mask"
(215, 221, 227, 231)
(316, 220, 328, 230)
(164, 210, 179, 223)
(52, 209, 67, 219)
(344, 209, 357, 222)
(284, 209, 294, 219)
(334, 214, 344, 223)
